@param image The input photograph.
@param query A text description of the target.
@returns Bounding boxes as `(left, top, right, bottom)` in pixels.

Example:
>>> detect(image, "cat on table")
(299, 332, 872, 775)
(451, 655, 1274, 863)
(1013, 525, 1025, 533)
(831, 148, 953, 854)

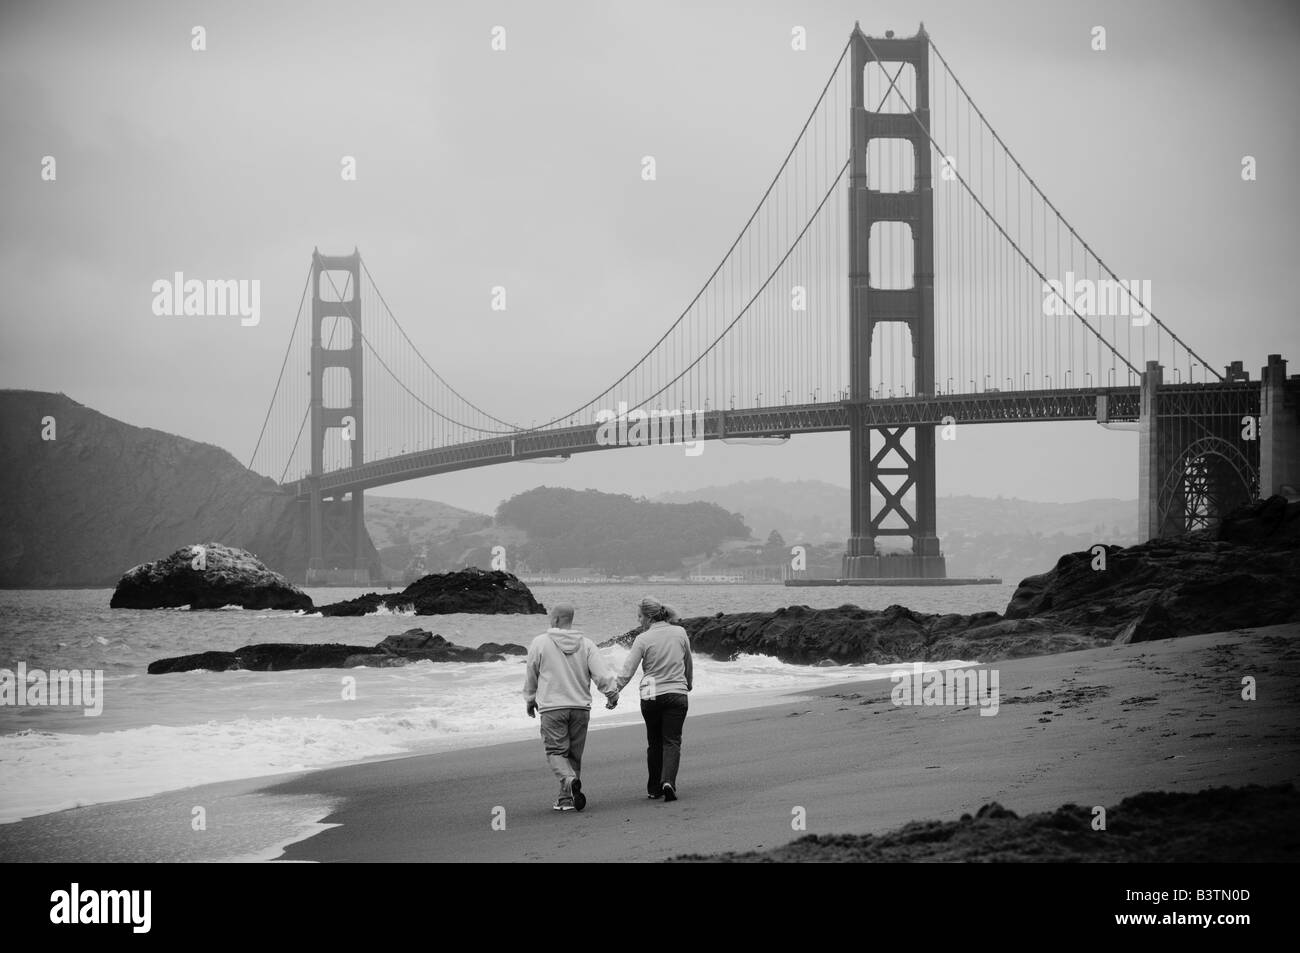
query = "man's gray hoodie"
(523, 628, 619, 712)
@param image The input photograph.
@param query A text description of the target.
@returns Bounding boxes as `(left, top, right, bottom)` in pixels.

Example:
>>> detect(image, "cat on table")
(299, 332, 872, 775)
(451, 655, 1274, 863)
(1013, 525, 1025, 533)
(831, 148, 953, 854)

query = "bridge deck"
(281, 383, 1259, 499)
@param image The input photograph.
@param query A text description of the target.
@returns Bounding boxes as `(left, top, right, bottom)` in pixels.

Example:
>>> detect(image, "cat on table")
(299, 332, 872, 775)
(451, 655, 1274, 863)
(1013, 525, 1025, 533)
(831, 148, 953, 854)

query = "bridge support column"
(307, 480, 325, 585)
(843, 406, 879, 577)
(1137, 361, 1163, 541)
(1260, 354, 1299, 498)
(350, 488, 368, 584)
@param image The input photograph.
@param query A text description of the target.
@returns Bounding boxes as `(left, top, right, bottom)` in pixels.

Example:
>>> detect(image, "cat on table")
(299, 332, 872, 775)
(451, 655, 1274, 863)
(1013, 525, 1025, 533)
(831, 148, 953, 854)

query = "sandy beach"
(2, 623, 1294, 863)
(265, 623, 1299, 862)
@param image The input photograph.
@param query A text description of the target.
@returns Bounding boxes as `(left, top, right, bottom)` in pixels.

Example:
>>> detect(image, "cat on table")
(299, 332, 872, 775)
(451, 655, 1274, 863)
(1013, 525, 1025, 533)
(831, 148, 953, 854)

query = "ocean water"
(0, 583, 1016, 827)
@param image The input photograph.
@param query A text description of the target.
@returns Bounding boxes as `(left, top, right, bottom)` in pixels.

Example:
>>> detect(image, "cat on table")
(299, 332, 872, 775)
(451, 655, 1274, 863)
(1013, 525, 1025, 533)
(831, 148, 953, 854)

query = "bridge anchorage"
(248, 24, 1300, 586)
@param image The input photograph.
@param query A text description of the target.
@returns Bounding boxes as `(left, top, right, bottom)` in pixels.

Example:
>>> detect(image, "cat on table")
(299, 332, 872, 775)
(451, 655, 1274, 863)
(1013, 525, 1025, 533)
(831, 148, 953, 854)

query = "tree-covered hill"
(496, 486, 750, 576)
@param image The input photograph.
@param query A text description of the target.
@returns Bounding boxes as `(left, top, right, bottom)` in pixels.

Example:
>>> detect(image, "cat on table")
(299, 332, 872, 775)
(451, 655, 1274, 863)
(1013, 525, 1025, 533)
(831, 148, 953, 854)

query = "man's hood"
(547, 628, 585, 654)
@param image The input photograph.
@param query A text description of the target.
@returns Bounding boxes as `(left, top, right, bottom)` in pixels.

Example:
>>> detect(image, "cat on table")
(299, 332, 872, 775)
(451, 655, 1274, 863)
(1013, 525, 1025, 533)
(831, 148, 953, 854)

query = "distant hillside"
(364, 496, 487, 551)
(496, 486, 750, 576)
(656, 479, 1136, 541)
(654, 478, 1138, 581)
(939, 495, 1137, 539)
(363, 497, 514, 579)
(656, 478, 847, 542)
(362, 481, 1139, 582)
(0, 391, 377, 587)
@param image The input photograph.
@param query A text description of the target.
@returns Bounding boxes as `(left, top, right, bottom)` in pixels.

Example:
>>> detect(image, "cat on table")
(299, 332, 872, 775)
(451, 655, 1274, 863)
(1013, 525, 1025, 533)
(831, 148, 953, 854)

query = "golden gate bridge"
(246, 24, 1298, 584)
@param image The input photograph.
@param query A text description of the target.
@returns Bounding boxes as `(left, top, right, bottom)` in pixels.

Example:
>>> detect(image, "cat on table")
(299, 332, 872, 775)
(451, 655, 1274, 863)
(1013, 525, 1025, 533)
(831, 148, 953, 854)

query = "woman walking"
(613, 597, 693, 801)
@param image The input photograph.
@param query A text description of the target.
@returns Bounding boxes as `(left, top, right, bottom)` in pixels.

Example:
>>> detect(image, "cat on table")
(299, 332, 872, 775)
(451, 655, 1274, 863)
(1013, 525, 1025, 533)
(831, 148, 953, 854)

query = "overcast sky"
(3, 0, 1297, 516)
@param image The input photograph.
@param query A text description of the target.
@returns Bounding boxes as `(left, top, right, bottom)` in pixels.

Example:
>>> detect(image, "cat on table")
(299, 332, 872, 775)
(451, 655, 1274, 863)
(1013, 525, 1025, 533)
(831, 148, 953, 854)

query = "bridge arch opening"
(316, 269, 357, 304)
(863, 61, 916, 114)
(1158, 437, 1256, 535)
(321, 366, 352, 409)
(868, 220, 914, 290)
(866, 138, 915, 192)
(319, 314, 355, 350)
(868, 322, 917, 398)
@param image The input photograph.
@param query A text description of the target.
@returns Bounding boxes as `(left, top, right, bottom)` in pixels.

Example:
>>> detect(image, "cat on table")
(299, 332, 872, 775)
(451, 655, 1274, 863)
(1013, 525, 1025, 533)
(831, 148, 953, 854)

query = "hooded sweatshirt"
(523, 628, 619, 712)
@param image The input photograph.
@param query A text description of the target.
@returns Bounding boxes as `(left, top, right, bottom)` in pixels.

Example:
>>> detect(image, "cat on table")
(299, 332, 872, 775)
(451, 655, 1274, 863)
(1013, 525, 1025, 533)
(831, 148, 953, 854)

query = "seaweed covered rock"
(316, 567, 546, 617)
(147, 628, 527, 673)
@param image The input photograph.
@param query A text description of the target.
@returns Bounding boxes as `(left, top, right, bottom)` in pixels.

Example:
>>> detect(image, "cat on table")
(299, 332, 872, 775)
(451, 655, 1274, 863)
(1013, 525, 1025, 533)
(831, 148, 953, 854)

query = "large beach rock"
(675, 496, 1300, 665)
(676, 603, 1082, 664)
(147, 628, 527, 673)
(110, 542, 312, 611)
(598, 622, 649, 649)
(1005, 495, 1300, 644)
(316, 567, 545, 617)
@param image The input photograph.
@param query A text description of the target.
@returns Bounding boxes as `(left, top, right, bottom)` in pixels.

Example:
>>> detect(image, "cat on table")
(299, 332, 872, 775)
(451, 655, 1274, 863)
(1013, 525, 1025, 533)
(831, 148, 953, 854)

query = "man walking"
(523, 603, 620, 811)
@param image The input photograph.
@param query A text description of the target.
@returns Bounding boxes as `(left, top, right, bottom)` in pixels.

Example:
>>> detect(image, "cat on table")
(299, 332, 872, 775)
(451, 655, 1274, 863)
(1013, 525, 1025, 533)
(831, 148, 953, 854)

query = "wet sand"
(265, 623, 1299, 862)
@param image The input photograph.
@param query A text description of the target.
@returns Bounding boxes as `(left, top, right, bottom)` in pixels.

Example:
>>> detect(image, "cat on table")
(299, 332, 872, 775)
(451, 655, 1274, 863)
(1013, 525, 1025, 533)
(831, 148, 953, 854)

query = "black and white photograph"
(1, 0, 1296, 920)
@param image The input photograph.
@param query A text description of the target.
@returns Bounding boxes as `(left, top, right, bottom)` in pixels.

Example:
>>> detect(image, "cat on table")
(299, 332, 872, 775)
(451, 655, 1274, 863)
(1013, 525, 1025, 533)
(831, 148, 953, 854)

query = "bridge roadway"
(288, 383, 1259, 500)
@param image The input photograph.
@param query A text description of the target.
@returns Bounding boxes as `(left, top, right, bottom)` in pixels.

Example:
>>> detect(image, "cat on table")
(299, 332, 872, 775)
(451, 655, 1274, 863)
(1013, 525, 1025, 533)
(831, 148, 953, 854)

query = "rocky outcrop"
(147, 628, 527, 673)
(677, 604, 1108, 664)
(478, 642, 529, 656)
(110, 543, 312, 611)
(316, 567, 545, 616)
(677, 496, 1300, 664)
(1005, 494, 1300, 645)
(671, 784, 1299, 862)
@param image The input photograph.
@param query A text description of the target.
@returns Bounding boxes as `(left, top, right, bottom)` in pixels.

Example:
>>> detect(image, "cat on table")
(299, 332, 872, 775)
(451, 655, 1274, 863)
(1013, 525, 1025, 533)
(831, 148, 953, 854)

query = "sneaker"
(661, 782, 677, 802)
(553, 796, 575, 812)
(571, 778, 586, 811)
(646, 791, 662, 800)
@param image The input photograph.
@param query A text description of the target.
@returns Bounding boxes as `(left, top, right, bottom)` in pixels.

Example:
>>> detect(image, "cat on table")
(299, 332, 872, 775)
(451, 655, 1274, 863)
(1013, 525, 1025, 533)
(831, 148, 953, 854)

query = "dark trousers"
(640, 693, 688, 791)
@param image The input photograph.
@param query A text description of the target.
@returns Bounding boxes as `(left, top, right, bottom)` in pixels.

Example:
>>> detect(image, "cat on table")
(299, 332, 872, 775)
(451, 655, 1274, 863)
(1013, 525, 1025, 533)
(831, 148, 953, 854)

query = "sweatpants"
(539, 707, 590, 790)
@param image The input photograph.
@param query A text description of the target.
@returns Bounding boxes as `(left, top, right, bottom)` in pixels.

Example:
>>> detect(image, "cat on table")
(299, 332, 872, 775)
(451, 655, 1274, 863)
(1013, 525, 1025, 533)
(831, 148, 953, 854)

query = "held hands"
(604, 691, 619, 710)
(526, 700, 537, 718)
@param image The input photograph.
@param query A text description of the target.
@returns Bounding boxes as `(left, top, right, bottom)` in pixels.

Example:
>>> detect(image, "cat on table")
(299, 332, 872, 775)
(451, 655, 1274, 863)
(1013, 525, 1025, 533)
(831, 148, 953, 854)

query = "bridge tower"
(306, 248, 369, 585)
(842, 24, 946, 579)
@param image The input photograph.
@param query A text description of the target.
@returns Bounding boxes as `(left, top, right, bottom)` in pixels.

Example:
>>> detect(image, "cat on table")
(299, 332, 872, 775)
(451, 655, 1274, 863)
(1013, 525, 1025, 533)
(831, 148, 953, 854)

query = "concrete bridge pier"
(1137, 361, 1165, 541)
(307, 478, 324, 584)
(1138, 359, 1264, 541)
(1260, 354, 1300, 497)
(303, 488, 373, 587)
